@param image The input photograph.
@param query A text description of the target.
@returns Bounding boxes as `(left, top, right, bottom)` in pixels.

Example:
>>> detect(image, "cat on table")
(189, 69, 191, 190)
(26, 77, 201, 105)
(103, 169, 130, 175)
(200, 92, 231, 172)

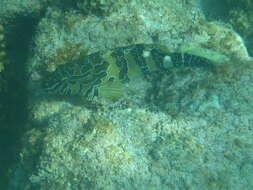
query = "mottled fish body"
(42, 44, 215, 101)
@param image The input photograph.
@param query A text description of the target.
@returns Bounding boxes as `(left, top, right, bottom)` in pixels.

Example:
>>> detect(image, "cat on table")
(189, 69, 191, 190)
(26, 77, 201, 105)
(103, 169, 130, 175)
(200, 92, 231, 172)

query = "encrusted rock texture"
(227, 0, 253, 56)
(1, 0, 253, 190)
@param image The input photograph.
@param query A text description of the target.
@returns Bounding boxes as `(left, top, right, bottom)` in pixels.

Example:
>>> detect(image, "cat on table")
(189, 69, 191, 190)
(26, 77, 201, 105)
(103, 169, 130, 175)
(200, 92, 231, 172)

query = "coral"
(29, 0, 203, 74)
(229, 9, 253, 36)
(192, 20, 251, 62)
(225, 0, 253, 26)
(200, 0, 253, 57)
(149, 53, 253, 116)
(30, 100, 74, 122)
(76, 0, 129, 16)
(226, 0, 253, 56)
(9, 100, 253, 189)
(0, 0, 47, 21)
(148, 64, 216, 116)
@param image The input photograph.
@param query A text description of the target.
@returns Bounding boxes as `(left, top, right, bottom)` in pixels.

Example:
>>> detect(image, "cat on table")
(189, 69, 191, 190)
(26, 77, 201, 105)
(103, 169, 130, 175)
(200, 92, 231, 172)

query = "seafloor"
(0, 0, 253, 190)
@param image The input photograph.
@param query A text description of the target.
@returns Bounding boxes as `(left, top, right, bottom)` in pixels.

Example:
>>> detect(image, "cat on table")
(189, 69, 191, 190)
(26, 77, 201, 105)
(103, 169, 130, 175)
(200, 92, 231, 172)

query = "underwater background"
(0, 0, 253, 189)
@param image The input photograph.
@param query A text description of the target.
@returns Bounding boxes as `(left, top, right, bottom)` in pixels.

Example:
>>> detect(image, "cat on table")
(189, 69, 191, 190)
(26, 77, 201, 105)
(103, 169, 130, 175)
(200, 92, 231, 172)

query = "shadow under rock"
(0, 15, 39, 190)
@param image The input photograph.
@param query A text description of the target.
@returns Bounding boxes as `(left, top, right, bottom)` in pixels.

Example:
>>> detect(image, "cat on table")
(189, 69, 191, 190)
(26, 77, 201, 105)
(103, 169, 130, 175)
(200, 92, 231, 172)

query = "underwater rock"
(227, 1, 253, 56)
(229, 9, 253, 37)
(148, 57, 253, 117)
(76, 0, 130, 16)
(28, 0, 202, 74)
(0, 0, 47, 20)
(9, 95, 253, 189)
(199, 0, 253, 57)
(192, 21, 252, 62)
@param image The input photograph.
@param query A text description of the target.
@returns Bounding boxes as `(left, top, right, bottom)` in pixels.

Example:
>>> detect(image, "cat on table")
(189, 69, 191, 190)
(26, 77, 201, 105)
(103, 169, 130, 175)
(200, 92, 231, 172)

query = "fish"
(42, 44, 215, 101)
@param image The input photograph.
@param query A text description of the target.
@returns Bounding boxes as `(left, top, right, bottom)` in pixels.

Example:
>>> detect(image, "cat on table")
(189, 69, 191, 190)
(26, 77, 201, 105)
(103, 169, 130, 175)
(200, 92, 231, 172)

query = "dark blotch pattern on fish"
(42, 44, 215, 100)
(170, 52, 214, 70)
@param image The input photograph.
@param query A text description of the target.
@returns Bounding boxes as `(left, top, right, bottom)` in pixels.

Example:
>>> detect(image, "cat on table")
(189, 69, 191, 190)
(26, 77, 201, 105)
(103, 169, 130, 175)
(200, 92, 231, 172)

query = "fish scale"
(42, 44, 215, 101)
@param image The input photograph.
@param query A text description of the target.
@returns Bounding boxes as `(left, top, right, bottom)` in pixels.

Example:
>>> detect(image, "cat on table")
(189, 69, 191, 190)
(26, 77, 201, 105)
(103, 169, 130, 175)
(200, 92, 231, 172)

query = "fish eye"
(108, 77, 115, 82)
(43, 81, 50, 88)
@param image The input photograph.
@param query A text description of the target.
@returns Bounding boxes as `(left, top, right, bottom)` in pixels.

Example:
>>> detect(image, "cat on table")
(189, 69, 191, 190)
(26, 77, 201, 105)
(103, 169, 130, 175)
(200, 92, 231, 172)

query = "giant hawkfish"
(42, 44, 215, 101)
